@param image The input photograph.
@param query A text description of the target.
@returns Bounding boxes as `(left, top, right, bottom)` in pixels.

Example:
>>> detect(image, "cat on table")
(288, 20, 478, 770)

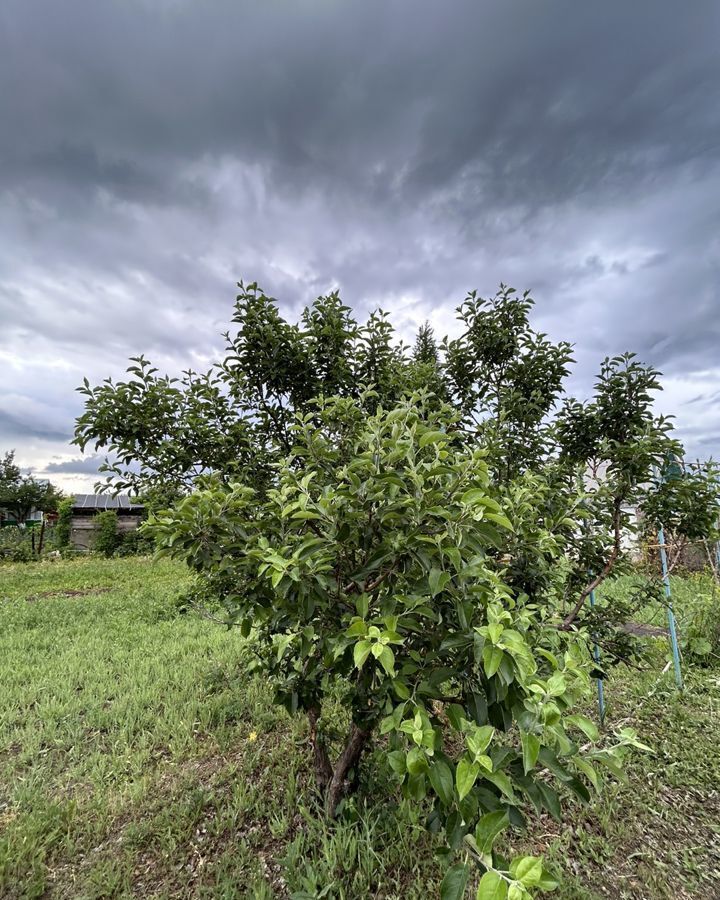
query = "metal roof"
(72, 494, 144, 510)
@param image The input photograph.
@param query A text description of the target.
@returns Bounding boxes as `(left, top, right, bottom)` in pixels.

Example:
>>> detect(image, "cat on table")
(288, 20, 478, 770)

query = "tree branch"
(561, 496, 623, 630)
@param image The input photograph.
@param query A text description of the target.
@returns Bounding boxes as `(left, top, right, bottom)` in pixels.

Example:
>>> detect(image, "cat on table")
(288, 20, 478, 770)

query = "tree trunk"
(324, 723, 370, 819)
(307, 708, 371, 819)
(308, 706, 333, 793)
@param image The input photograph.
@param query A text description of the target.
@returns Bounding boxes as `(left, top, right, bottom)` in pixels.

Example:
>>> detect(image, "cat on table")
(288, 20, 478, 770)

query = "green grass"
(0, 558, 718, 899)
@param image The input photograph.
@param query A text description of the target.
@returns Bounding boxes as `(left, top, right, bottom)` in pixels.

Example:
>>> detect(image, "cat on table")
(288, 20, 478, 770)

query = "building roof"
(72, 494, 144, 511)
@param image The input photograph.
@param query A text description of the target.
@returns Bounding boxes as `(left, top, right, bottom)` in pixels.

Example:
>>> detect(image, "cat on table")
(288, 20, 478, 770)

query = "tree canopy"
(0, 450, 63, 524)
(74, 281, 720, 896)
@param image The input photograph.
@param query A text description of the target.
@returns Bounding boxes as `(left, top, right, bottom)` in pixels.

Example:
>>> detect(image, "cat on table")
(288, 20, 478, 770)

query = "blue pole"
(657, 525, 683, 691)
(588, 587, 606, 725)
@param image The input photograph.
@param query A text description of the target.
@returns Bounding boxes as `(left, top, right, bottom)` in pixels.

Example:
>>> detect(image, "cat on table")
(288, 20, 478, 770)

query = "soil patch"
(26, 588, 111, 602)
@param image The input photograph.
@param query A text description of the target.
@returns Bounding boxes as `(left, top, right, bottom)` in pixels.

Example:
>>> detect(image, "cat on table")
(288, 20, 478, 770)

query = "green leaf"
(447, 703, 468, 732)
(440, 863, 470, 900)
(467, 725, 494, 758)
(688, 637, 712, 655)
(353, 640, 371, 669)
(475, 809, 509, 854)
(419, 429, 448, 448)
(428, 758, 454, 806)
(407, 746, 428, 775)
(615, 727, 653, 751)
(487, 623, 504, 644)
(461, 488, 486, 505)
(429, 567, 451, 597)
(475, 522, 505, 550)
(476, 870, 507, 900)
(378, 645, 396, 676)
(345, 619, 367, 638)
(387, 750, 406, 777)
(355, 593, 369, 618)
(546, 673, 566, 697)
(275, 633, 294, 662)
(509, 856, 543, 888)
(507, 885, 527, 900)
(573, 757, 601, 792)
(565, 714, 599, 742)
(456, 757, 480, 800)
(483, 645, 504, 678)
(538, 782, 561, 820)
(537, 869, 559, 891)
(484, 511, 514, 531)
(484, 770, 516, 801)
(520, 732, 541, 775)
(379, 714, 396, 735)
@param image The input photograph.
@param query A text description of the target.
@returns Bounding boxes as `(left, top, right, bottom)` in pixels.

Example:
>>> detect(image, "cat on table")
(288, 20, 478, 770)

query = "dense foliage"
(93, 510, 122, 558)
(55, 498, 73, 549)
(0, 526, 34, 562)
(74, 283, 719, 634)
(152, 394, 648, 896)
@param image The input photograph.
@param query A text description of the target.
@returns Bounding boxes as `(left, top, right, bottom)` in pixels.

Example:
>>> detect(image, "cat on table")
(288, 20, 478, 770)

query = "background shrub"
(55, 498, 73, 548)
(0, 526, 33, 563)
(675, 572, 720, 665)
(115, 528, 156, 557)
(93, 511, 121, 558)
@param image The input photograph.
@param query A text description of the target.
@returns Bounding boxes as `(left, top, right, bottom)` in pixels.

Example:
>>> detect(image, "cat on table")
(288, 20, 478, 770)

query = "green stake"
(657, 524, 683, 691)
(588, 586, 606, 724)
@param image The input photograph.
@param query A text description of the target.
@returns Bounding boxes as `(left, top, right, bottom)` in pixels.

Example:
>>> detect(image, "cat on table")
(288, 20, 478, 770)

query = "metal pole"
(657, 524, 683, 690)
(588, 587, 606, 724)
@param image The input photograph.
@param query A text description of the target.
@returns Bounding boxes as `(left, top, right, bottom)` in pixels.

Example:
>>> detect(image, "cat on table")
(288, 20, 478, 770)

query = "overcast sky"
(1, 0, 719, 493)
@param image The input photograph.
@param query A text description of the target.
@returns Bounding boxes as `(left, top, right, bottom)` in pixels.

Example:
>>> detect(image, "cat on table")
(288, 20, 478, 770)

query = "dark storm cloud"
(1, 0, 719, 482)
(45, 455, 104, 475)
(0, 411, 70, 444)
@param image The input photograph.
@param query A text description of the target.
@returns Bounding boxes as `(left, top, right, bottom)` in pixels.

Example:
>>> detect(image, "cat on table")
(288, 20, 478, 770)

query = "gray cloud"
(1, 0, 719, 477)
(45, 455, 105, 475)
(0, 411, 70, 444)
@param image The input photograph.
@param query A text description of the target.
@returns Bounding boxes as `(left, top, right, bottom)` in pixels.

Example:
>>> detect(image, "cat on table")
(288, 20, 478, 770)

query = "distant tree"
(0, 451, 21, 491)
(413, 321, 440, 367)
(0, 451, 63, 524)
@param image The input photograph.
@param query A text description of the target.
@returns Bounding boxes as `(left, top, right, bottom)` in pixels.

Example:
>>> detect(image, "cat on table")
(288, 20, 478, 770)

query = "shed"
(70, 494, 145, 551)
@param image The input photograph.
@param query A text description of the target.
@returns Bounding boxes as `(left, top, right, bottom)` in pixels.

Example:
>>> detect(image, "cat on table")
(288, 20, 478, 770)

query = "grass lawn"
(0, 557, 718, 899)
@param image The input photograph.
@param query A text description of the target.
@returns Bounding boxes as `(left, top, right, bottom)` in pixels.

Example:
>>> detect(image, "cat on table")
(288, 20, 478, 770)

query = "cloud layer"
(1, 0, 719, 490)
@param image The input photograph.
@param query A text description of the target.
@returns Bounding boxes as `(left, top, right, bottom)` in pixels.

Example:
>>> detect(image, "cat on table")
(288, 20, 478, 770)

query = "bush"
(115, 527, 156, 557)
(0, 526, 33, 563)
(676, 573, 720, 665)
(152, 394, 646, 895)
(93, 511, 121, 557)
(55, 498, 73, 548)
